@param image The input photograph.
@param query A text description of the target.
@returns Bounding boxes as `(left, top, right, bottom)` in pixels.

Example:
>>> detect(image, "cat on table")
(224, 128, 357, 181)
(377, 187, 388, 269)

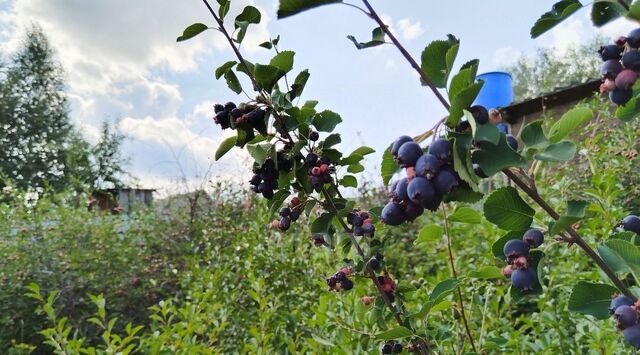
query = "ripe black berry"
(455, 120, 471, 133)
(404, 202, 425, 221)
(415, 154, 440, 179)
(380, 343, 393, 354)
(381, 202, 406, 226)
(407, 177, 436, 205)
(433, 169, 459, 196)
(309, 131, 319, 141)
(469, 105, 489, 124)
(503, 239, 530, 261)
(397, 142, 423, 167)
(624, 324, 640, 348)
(601, 59, 623, 79)
(428, 139, 452, 164)
(224, 102, 236, 111)
(622, 215, 640, 234)
(628, 28, 640, 48)
(610, 295, 635, 314)
(306, 153, 318, 165)
(279, 217, 291, 231)
(610, 88, 633, 106)
(421, 193, 442, 212)
(615, 305, 638, 329)
(214, 103, 225, 113)
(392, 343, 403, 353)
(279, 207, 291, 217)
(394, 179, 410, 203)
(369, 257, 381, 270)
(391, 136, 413, 157)
(623, 50, 640, 70)
(598, 44, 623, 61)
(511, 267, 536, 291)
(341, 279, 354, 291)
(522, 229, 544, 248)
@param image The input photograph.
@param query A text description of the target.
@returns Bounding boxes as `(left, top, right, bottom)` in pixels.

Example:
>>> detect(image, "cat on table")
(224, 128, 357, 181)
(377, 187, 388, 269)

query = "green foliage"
(347, 27, 386, 49)
(176, 23, 209, 42)
(277, 0, 342, 19)
(530, 0, 582, 38)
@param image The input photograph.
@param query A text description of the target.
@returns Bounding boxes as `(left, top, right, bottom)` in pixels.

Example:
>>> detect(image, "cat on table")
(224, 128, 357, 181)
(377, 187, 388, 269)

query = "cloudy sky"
(0, 0, 635, 194)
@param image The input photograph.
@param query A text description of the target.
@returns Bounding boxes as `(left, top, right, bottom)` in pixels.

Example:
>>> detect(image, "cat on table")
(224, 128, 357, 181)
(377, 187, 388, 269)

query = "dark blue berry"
(610, 88, 633, 105)
(610, 295, 635, 314)
(599, 44, 622, 61)
(404, 202, 425, 221)
(353, 226, 364, 236)
(415, 154, 440, 179)
(523, 229, 544, 248)
(511, 267, 537, 291)
(352, 215, 364, 227)
(340, 279, 354, 291)
(369, 257, 381, 270)
(214, 104, 225, 113)
(374, 252, 384, 261)
(506, 135, 518, 151)
(623, 50, 640, 70)
(309, 131, 319, 141)
(615, 305, 638, 329)
(407, 177, 436, 205)
(397, 142, 423, 167)
(428, 139, 452, 164)
(250, 174, 261, 185)
(362, 223, 375, 236)
(455, 120, 471, 133)
(391, 136, 413, 157)
(279, 217, 291, 231)
(629, 28, 640, 48)
(622, 215, 640, 234)
(306, 153, 318, 165)
(381, 202, 406, 226)
(421, 193, 442, 211)
(290, 211, 300, 221)
(470, 105, 489, 124)
(623, 324, 640, 348)
(381, 343, 393, 354)
(392, 343, 402, 353)
(327, 276, 338, 288)
(601, 59, 623, 79)
(394, 178, 410, 203)
(433, 169, 459, 195)
(503, 239, 530, 260)
(224, 102, 236, 111)
(320, 156, 331, 164)
(279, 207, 291, 217)
(230, 107, 243, 118)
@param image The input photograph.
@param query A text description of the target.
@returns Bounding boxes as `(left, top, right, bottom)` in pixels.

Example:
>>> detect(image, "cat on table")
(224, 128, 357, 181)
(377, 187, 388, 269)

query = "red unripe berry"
(616, 36, 628, 46)
(270, 220, 280, 229)
(616, 69, 638, 89)
(341, 266, 354, 276)
(489, 109, 502, 124)
(290, 197, 302, 208)
(311, 167, 321, 176)
(319, 164, 329, 174)
(406, 166, 416, 179)
(501, 265, 514, 277)
(359, 212, 370, 220)
(600, 78, 616, 93)
(361, 296, 373, 305)
(513, 256, 528, 269)
(130, 276, 140, 288)
(382, 283, 394, 292)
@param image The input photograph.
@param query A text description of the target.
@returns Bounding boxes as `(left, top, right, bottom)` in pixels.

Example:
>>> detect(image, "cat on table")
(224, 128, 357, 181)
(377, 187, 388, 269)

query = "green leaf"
(598, 239, 640, 281)
(420, 35, 459, 88)
(259, 41, 273, 49)
(270, 51, 295, 73)
(177, 23, 209, 42)
(530, 0, 582, 38)
(311, 213, 334, 234)
(289, 69, 310, 99)
(548, 107, 593, 143)
(347, 27, 386, 49)
(449, 67, 476, 102)
(448, 81, 484, 126)
(468, 266, 503, 279)
(593, 0, 627, 25)
(218, 0, 231, 19)
(339, 175, 357, 188)
(473, 120, 500, 146)
(268, 190, 290, 218)
(550, 200, 588, 235)
(312, 110, 342, 132)
(215, 61, 238, 79)
(484, 187, 535, 231)
(492, 230, 528, 258)
(415, 224, 443, 245)
(568, 281, 618, 319)
(351, 146, 375, 157)
(615, 95, 640, 121)
(322, 133, 341, 148)
(375, 326, 413, 340)
(520, 120, 549, 149)
(450, 206, 482, 224)
(215, 135, 237, 160)
(472, 134, 526, 176)
(534, 140, 576, 162)
(277, 0, 342, 18)
(452, 138, 478, 191)
(234, 6, 261, 43)
(381, 147, 400, 187)
(246, 143, 272, 166)
(224, 70, 242, 94)
(254, 64, 284, 92)
(347, 163, 364, 173)
(429, 278, 461, 305)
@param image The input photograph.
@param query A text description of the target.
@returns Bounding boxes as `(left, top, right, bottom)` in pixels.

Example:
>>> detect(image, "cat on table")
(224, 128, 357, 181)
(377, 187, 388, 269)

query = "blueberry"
(392, 343, 403, 353)
(290, 211, 300, 221)
(309, 131, 319, 141)
(397, 142, 423, 167)
(503, 239, 530, 260)
(381, 202, 406, 226)
(369, 257, 381, 270)
(473, 164, 488, 178)
(320, 156, 331, 164)
(522, 229, 544, 248)
(629, 28, 640, 48)
(433, 169, 459, 196)
(224, 102, 236, 111)
(415, 154, 441, 179)
(610, 295, 635, 314)
(615, 305, 638, 329)
(407, 177, 436, 205)
(352, 215, 364, 227)
(455, 120, 471, 133)
(340, 279, 354, 291)
(279, 217, 291, 231)
(624, 50, 640, 70)
(353, 226, 364, 236)
(506, 135, 518, 151)
(215, 110, 230, 129)
(394, 179, 410, 203)
(347, 212, 357, 225)
(404, 202, 425, 221)
(615, 69, 638, 89)
(469, 105, 489, 124)
(599, 44, 623, 61)
(511, 267, 537, 291)
(421, 193, 442, 212)
(279, 207, 291, 217)
(306, 153, 318, 165)
(374, 252, 384, 261)
(610, 88, 633, 106)
(250, 174, 261, 185)
(391, 136, 413, 157)
(428, 139, 452, 164)
(214, 104, 225, 113)
(601, 59, 623, 79)
(230, 107, 243, 118)
(311, 175, 324, 187)
(327, 276, 338, 288)
(622, 215, 640, 234)
(623, 324, 640, 348)
(362, 223, 375, 236)
(381, 343, 393, 354)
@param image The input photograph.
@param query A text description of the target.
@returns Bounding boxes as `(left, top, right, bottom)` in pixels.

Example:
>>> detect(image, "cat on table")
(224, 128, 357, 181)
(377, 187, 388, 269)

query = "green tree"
(91, 121, 128, 189)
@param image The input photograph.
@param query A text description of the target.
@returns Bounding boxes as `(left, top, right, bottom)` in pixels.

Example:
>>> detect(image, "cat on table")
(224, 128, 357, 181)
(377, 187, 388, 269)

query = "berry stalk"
(503, 168, 635, 300)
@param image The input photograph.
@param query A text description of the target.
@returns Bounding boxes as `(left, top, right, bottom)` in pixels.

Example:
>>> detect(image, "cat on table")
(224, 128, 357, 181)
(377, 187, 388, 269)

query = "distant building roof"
(499, 79, 601, 123)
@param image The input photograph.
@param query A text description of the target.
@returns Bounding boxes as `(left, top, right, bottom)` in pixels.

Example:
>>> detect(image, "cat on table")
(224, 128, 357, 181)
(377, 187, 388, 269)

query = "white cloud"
(397, 18, 424, 41)
(491, 46, 522, 68)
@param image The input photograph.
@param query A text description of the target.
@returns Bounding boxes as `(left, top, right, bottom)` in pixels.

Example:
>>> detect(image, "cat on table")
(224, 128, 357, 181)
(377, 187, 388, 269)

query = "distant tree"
(505, 37, 602, 101)
(0, 25, 75, 191)
(91, 121, 128, 189)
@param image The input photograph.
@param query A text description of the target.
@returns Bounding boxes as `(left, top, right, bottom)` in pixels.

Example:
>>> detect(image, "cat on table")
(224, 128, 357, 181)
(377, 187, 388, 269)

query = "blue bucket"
(472, 71, 513, 109)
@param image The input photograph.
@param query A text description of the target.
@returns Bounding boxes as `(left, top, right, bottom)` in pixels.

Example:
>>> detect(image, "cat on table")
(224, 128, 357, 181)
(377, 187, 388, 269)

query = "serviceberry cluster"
(381, 136, 460, 225)
(597, 29, 640, 105)
(250, 150, 296, 200)
(306, 152, 334, 188)
(380, 340, 403, 354)
(621, 214, 640, 234)
(609, 295, 640, 348)
(377, 274, 396, 302)
(347, 210, 375, 237)
(326, 266, 354, 292)
(213, 101, 267, 135)
(501, 229, 544, 292)
(270, 197, 303, 231)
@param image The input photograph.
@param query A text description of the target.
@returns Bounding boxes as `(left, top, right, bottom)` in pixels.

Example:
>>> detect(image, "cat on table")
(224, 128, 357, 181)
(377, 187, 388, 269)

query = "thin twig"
(442, 206, 478, 353)
(617, 0, 630, 11)
(341, 2, 372, 16)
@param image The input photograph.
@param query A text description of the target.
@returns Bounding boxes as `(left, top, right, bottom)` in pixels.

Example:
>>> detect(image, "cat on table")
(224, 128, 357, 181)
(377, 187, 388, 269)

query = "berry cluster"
(213, 102, 267, 135)
(306, 153, 334, 188)
(501, 229, 544, 292)
(457, 105, 518, 151)
(250, 151, 296, 200)
(327, 267, 354, 292)
(597, 29, 640, 105)
(347, 210, 375, 237)
(621, 214, 640, 234)
(377, 274, 396, 302)
(380, 341, 403, 354)
(609, 295, 640, 348)
(381, 136, 460, 225)
(270, 197, 303, 231)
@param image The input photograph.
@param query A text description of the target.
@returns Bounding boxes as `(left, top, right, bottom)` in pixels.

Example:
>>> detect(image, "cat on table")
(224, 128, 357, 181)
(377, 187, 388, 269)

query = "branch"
(502, 168, 635, 300)
(618, 0, 630, 11)
(360, 0, 450, 110)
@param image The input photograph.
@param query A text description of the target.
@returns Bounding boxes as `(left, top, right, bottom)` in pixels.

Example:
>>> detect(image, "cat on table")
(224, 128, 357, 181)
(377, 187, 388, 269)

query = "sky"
(0, 0, 636, 195)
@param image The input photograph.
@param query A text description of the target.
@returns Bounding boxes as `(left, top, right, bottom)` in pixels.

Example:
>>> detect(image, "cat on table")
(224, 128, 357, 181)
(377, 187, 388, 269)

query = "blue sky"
(0, 0, 635, 194)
